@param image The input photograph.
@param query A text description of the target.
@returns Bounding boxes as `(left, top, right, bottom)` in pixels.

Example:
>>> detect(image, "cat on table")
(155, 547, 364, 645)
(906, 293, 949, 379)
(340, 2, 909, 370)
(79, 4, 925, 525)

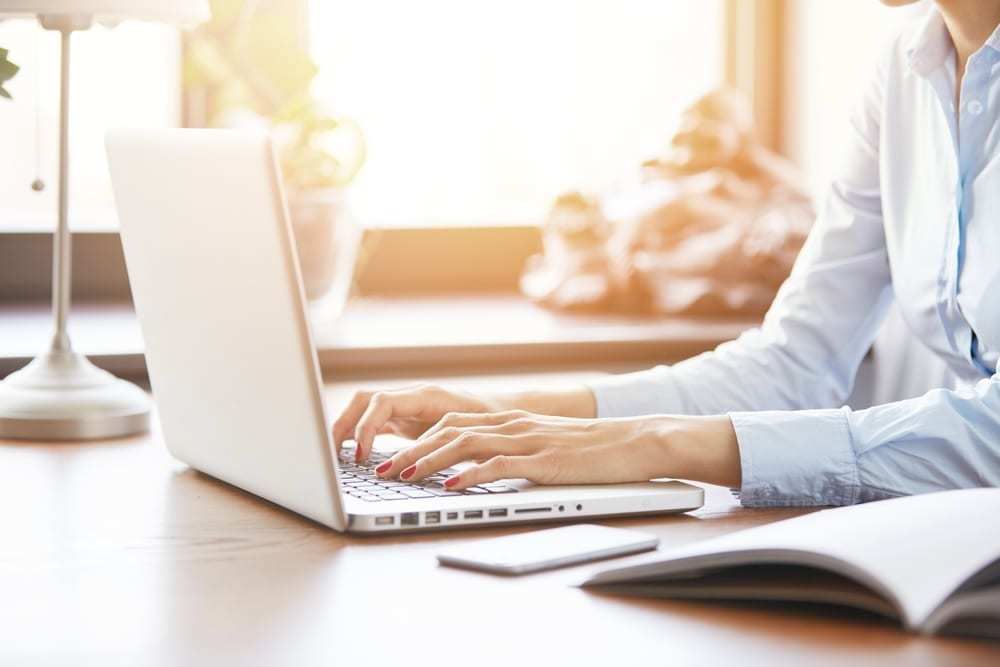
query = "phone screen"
(437, 524, 659, 575)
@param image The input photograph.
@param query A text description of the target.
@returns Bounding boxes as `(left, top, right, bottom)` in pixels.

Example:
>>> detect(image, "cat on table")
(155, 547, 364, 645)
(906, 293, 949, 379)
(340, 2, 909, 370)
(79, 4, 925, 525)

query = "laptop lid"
(106, 129, 346, 530)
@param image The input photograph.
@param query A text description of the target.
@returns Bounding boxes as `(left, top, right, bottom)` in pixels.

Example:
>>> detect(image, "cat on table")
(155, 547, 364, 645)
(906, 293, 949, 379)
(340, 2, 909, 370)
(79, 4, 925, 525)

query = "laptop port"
(488, 508, 508, 518)
(424, 511, 441, 525)
(375, 516, 395, 526)
(514, 507, 552, 514)
(464, 510, 483, 519)
(401, 512, 419, 526)
(446, 512, 459, 520)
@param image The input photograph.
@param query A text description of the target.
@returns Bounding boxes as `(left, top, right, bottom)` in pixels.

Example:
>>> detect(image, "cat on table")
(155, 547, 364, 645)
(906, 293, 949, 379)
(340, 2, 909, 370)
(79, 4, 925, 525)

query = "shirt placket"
(955, 50, 993, 374)
(924, 65, 967, 363)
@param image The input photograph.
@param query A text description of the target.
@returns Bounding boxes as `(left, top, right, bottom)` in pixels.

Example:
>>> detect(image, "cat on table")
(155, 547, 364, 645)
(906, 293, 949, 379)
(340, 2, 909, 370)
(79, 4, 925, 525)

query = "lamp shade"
(0, 1, 210, 25)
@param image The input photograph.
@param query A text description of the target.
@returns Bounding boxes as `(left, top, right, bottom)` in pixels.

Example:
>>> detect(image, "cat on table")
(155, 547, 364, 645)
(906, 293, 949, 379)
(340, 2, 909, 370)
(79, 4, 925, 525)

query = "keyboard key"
(375, 493, 408, 500)
(426, 488, 462, 496)
(399, 488, 435, 499)
(483, 484, 517, 493)
(464, 487, 489, 494)
(357, 494, 382, 502)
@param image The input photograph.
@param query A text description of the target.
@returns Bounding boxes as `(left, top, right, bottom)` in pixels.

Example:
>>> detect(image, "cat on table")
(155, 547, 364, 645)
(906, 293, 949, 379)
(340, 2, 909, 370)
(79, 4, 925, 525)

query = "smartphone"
(437, 524, 660, 575)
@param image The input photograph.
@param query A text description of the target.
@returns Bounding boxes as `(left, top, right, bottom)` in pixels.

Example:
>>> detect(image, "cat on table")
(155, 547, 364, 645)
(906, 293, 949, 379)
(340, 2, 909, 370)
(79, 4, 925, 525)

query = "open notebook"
(580, 488, 1000, 639)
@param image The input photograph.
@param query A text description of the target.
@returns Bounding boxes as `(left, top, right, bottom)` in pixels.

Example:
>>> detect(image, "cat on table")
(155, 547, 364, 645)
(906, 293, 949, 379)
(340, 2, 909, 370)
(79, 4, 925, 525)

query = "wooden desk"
(2, 373, 997, 666)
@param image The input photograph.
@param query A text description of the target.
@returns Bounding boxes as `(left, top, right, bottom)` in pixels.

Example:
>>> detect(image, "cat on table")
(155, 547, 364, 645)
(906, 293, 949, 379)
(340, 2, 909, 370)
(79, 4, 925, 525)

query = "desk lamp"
(0, 1, 209, 440)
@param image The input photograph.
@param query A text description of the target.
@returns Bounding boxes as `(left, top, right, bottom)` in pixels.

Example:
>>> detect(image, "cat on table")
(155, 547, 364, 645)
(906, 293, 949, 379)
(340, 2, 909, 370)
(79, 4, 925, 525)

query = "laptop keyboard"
(337, 450, 519, 502)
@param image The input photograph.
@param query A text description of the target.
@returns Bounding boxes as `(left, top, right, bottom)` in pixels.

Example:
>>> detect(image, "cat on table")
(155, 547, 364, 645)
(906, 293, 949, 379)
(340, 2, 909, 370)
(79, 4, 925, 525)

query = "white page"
(584, 488, 1000, 628)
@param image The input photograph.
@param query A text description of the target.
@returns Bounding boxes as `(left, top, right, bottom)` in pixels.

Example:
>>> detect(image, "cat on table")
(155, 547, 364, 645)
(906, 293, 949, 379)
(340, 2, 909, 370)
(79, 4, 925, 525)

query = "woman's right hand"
(332, 383, 597, 463)
(332, 385, 504, 463)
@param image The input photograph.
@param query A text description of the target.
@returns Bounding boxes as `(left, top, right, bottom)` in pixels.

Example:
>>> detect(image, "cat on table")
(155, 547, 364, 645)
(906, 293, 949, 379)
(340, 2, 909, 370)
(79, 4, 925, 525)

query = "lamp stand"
(0, 18, 151, 441)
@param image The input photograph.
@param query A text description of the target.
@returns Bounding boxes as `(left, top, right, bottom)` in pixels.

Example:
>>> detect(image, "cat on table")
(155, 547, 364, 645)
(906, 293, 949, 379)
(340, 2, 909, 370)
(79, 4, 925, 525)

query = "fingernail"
(400, 465, 416, 480)
(444, 476, 459, 488)
(375, 460, 392, 475)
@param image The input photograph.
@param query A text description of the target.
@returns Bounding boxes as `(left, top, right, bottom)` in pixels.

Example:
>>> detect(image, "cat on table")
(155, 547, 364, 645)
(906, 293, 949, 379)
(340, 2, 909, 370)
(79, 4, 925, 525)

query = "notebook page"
(586, 488, 1000, 628)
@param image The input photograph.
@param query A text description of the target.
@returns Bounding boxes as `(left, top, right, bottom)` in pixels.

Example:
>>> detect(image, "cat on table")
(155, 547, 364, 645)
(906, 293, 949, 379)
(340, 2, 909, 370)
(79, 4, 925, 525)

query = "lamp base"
(0, 350, 151, 441)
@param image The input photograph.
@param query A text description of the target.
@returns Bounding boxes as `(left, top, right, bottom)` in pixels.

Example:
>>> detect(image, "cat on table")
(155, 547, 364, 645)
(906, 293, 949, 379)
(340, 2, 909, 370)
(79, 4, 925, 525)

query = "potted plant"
(0, 47, 18, 99)
(183, 0, 365, 308)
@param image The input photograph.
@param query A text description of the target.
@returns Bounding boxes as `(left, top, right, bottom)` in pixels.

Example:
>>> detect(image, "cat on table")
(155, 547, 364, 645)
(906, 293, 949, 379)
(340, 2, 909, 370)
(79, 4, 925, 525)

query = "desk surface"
(2, 373, 997, 666)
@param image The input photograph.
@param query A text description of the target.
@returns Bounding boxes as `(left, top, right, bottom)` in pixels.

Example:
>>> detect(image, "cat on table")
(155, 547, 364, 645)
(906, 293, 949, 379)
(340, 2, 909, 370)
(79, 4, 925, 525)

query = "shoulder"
(851, 9, 933, 137)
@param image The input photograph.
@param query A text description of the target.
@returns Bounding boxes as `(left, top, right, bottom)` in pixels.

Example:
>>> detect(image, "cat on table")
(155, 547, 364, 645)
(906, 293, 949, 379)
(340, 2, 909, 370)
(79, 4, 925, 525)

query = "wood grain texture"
(1, 373, 997, 666)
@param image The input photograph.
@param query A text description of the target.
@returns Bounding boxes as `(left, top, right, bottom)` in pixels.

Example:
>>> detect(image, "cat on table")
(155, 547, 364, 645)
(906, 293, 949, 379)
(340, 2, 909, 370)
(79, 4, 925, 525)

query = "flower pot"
(286, 188, 360, 321)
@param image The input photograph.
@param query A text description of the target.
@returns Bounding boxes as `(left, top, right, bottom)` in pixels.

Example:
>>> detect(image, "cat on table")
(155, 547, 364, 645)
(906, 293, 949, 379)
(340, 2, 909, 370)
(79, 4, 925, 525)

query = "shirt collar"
(907, 8, 1000, 76)
(907, 9, 952, 76)
(986, 20, 1000, 56)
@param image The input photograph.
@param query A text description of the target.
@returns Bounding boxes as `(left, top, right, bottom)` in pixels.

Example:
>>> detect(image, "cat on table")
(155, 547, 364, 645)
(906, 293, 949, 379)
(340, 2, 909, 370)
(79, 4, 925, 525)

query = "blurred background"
(0, 0, 921, 230)
(0, 0, 941, 397)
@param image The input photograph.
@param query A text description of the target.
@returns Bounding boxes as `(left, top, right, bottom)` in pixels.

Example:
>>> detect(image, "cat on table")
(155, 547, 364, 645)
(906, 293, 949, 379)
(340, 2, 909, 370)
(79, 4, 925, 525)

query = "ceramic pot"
(286, 188, 359, 319)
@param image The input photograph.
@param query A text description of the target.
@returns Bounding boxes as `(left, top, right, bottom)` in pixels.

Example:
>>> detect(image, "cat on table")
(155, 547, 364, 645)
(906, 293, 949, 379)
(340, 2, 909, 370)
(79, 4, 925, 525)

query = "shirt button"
(967, 100, 984, 115)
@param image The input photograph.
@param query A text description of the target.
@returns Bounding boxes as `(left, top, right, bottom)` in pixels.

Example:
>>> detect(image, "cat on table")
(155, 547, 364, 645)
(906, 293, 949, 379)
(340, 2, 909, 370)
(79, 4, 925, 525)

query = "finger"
(332, 390, 374, 453)
(389, 420, 428, 440)
(421, 409, 528, 442)
(402, 433, 536, 482)
(354, 391, 429, 462)
(379, 423, 521, 479)
(444, 454, 544, 490)
(377, 425, 472, 478)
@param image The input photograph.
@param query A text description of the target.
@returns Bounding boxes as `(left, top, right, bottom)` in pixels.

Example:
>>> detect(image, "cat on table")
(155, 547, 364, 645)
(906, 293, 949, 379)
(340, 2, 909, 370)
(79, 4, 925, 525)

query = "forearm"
(489, 385, 597, 419)
(644, 415, 742, 488)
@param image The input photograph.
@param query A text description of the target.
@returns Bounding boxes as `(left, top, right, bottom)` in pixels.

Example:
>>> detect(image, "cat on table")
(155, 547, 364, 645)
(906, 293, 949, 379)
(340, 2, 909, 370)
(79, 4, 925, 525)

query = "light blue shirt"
(589, 9, 1000, 507)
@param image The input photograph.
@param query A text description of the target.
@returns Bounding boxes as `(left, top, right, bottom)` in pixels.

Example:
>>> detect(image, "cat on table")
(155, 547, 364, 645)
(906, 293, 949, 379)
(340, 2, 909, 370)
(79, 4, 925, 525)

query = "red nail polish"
(375, 460, 392, 475)
(444, 476, 459, 488)
(400, 465, 416, 480)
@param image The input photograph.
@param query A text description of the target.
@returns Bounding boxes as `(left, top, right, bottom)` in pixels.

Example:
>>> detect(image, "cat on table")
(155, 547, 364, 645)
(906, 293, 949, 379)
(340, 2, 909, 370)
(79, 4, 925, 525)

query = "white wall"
(783, 0, 930, 200)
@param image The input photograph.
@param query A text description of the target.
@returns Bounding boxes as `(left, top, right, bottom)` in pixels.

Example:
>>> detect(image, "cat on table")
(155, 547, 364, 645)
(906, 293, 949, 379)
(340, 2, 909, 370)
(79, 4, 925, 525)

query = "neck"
(936, 0, 1000, 64)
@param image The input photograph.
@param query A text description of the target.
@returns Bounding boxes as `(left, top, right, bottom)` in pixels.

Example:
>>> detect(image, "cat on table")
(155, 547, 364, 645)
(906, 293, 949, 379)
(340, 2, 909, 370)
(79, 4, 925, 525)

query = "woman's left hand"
(373, 410, 741, 490)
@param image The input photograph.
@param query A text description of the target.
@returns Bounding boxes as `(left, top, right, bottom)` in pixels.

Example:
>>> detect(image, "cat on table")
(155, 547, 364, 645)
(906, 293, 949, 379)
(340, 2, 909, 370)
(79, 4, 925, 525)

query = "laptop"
(105, 129, 704, 533)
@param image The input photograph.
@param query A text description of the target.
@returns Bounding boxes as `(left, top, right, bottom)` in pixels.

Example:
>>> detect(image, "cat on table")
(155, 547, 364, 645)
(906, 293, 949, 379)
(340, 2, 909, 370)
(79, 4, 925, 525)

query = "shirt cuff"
(730, 408, 860, 507)
(587, 366, 686, 418)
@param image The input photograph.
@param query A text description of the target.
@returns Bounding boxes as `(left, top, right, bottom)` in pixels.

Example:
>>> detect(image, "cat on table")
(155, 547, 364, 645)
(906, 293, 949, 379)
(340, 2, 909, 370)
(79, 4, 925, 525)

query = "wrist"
(646, 415, 742, 488)
(486, 386, 597, 418)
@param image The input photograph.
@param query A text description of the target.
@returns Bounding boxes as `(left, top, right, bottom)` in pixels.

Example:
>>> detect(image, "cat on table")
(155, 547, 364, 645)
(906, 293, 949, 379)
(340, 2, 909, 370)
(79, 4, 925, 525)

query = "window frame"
(1, 0, 784, 304)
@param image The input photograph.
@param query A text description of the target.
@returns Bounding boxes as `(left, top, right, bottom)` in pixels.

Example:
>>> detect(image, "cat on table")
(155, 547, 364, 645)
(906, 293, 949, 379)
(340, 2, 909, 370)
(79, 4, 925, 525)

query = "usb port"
(446, 512, 459, 520)
(424, 511, 441, 525)
(464, 510, 483, 519)
(375, 516, 395, 526)
(401, 512, 419, 526)
(488, 508, 508, 518)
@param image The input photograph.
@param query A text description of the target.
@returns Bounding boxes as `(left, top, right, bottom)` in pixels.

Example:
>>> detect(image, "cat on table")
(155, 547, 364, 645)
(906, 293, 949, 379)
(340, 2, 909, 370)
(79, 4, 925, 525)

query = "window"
(0, 19, 180, 231)
(784, 0, 928, 200)
(309, 0, 724, 227)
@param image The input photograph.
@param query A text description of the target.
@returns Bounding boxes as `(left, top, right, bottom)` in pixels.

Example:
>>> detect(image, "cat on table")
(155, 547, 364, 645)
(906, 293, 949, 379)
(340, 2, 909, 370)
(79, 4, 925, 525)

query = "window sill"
(0, 295, 756, 380)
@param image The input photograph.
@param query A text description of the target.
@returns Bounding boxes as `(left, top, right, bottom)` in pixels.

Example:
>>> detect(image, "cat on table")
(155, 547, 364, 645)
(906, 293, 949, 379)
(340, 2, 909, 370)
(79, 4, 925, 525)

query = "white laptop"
(105, 129, 704, 533)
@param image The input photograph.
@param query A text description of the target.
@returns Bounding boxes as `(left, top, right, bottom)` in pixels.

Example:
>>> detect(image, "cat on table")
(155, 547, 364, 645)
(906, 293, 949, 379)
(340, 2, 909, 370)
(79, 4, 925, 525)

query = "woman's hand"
(333, 385, 499, 462)
(372, 410, 742, 491)
(332, 383, 598, 463)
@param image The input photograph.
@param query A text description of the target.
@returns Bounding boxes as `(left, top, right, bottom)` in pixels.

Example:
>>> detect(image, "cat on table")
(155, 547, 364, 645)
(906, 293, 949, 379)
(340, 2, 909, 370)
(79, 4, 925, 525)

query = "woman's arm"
(590, 58, 892, 420)
(371, 411, 742, 491)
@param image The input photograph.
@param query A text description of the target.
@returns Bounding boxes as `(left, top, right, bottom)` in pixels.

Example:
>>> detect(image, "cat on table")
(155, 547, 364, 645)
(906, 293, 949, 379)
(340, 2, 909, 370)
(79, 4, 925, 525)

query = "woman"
(333, 0, 1000, 507)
